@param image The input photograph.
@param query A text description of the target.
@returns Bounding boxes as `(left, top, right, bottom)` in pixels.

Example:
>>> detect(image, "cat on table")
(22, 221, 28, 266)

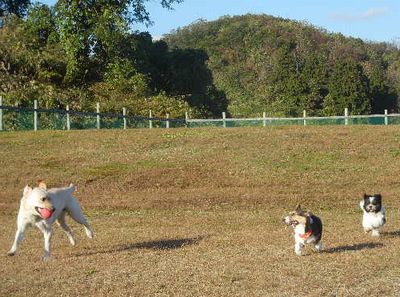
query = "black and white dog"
(283, 205, 323, 256)
(359, 194, 386, 236)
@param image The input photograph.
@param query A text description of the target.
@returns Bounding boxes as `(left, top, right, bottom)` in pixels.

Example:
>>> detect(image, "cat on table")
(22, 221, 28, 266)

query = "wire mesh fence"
(0, 98, 399, 132)
(0, 102, 186, 131)
(185, 113, 399, 128)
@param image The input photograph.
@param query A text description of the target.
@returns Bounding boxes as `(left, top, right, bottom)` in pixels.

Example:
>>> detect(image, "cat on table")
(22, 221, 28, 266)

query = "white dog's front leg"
(295, 242, 304, 256)
(7, 224, 27, 256)
(37, 223, 53, 260)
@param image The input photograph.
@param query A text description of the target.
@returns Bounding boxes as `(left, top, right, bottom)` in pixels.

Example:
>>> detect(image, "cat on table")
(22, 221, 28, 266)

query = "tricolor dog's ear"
(295, 204, 302, 211)
(23, 185, 33, 197)
(38, 180, 47, 190)
(363, 193, 368, 199)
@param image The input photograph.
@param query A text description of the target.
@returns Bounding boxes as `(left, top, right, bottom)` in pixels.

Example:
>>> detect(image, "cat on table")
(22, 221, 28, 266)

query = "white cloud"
(330, 7, 389, 22)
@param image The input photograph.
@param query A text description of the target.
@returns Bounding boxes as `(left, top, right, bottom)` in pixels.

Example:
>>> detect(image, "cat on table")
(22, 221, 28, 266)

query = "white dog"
(359, 193, 386, 236)
(8, 181, 93, 260)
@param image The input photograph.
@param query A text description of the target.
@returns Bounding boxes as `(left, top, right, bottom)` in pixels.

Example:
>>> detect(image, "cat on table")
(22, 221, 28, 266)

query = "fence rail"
(0, 97, 399, 131)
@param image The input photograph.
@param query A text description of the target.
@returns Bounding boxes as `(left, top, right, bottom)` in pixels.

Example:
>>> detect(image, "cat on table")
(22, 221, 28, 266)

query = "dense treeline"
(165, 15, 400, 117)
(1, 4, 400, 118)
(0, 0, 226, 118)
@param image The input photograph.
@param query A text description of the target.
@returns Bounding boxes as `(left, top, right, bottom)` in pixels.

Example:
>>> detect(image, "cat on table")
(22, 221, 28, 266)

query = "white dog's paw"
(7, 251, 15, 256)
(67, 236, 76, 246)
(85, 227, 94, 239)
(42, 255, 50, 262)
(371, 230, 380, 237)
(295, 250, 304, 256)
(42, 251, 51, 261)
(295, 247, 304, 256)
(314, 242, 323, 252)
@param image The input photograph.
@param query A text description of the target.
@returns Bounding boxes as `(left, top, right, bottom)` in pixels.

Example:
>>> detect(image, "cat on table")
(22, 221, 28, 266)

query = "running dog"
(359, 193, 386, 236)
(283, 204, 323, 256)
(7, 181, 93, 260)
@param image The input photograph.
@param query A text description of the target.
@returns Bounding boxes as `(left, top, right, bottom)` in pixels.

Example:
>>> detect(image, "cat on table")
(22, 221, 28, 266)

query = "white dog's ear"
(23, 185, 33, 197)
(38, 180, 47, 190)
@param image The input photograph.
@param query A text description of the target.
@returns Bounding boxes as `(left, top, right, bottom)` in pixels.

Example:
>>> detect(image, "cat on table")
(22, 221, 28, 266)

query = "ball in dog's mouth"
(36, 207, 54, 219)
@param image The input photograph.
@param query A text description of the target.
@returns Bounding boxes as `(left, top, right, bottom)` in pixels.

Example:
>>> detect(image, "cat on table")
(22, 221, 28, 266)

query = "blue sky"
(40, 0, 399, 43)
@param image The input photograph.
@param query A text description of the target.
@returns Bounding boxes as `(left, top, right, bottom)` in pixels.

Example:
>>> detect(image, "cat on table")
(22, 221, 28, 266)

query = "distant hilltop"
(164, 14, 400, 117)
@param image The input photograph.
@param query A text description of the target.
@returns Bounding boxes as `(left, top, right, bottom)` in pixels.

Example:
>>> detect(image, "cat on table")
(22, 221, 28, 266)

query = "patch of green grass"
(82, 160, 171, 178)
(389, 148, 400, 158)
(161, 129, 211, 139)
(83, 162, 130, 178)
(250, 149, 340, 173)
(85, 268, 98, 276)
(41, 159, 65, 170)
(288, 150, 340, 172)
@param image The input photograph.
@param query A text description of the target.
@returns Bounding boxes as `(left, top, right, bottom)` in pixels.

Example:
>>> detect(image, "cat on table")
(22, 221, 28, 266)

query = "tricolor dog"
(359, 193, 386, 236)
(7, 181, 93, 260)
(283, 204, 323, 256)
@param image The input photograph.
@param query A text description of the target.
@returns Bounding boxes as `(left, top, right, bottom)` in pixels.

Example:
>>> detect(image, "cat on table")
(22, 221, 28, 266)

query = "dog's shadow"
(324, 242, 383, 254)
(115, 236, 207, 252)
(382, 230, 400, 238)
(75, 235, 208, 257)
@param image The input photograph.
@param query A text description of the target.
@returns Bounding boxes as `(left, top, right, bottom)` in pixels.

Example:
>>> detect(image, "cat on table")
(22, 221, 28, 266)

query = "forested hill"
(164, 14, 400, 117)
(1, 8, 400, 118)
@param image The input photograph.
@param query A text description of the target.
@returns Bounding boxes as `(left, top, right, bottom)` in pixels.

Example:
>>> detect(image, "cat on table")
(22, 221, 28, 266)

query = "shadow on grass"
(115, 236, 207, 251)
(74, 235, 208, 257)
(382, 230, 400, 238)
(324, 242, 383, 254)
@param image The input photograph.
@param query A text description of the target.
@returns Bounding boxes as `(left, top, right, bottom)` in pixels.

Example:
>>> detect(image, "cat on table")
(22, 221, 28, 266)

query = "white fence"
(0, 97, 183, 131)
(186, 108, 398, 127)
(1, 96, 399, 131)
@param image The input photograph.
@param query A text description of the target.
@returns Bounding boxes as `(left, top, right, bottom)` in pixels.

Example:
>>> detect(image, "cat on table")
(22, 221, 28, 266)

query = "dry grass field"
(1, 126, 400, 296)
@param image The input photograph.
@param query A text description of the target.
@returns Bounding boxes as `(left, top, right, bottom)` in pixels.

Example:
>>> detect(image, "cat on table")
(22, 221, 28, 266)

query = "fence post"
(123, 108, 127, 130)
(66, 105, 70, 131)
(303, 110, 307, 126)
(96, 102, 100, 129)
(384, 109, 388, 126)
(166, 113, 170, 129)
(0, 96, 3, 131)
(263, 111, 266, 127)
(149, 110, 153, 129)
(344, 108, 349, 126)
(185, 112, 189, 127)
(34, 100, 38, 131)
(222, 112, 226, 128)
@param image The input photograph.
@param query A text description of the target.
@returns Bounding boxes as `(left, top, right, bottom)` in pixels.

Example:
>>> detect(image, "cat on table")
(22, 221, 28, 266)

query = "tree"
(0, 0, 30, 18)
(299, 52, 329, 115)
(324, 60, 371, 115)
(24, 4, 57, 46)
(55, 0, 183, 84)
(368, 60, 397, 113)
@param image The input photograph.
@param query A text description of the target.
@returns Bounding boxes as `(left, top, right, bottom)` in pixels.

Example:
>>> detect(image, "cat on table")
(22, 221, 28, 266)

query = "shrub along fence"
(0, 97, 399, 131)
